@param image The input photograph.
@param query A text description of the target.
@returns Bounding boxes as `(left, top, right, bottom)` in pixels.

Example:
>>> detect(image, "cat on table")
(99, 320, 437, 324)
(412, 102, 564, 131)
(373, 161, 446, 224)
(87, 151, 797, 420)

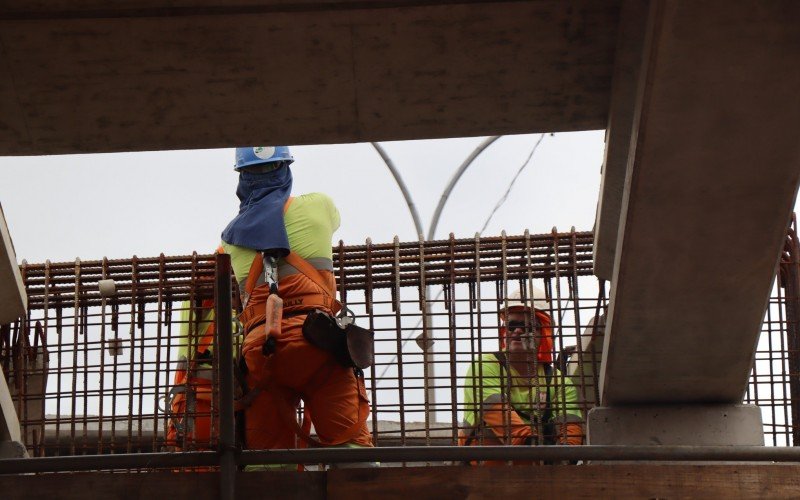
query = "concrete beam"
(593, 0, 653, 281)
(0, 203, 25, 325)
(0, 1, 617, 155)
(599, 0, 800, 405)
(587, 405, 764, 446)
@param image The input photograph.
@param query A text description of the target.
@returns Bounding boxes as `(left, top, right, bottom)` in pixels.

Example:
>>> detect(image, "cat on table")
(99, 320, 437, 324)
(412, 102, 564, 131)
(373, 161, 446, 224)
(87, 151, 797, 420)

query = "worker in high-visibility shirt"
(166, 256, 236, 453)
(459, 286, 583, 463)
(221, 146, 372, 468)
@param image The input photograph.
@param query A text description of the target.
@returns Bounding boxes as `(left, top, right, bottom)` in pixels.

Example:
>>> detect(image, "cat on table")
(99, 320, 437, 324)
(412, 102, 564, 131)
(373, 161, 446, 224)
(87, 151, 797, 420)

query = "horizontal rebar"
(18, 231, 594, 309)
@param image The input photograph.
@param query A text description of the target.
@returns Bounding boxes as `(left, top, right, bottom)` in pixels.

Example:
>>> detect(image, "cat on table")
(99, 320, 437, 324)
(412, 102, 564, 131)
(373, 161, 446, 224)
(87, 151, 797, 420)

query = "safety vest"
(461, 353, 582, 439)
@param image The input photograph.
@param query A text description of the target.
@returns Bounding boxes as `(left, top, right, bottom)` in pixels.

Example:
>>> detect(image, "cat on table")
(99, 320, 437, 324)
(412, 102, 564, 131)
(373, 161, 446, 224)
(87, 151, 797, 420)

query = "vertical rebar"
(499, 231, 512, 445)
(782, 222, 800, 445)
(185, 252, 199, 451)
(81, 303, 88, 453)
(447, 233, 458, 444)
(552, 227, 568, 445)
(153, 254, 166, 452)
(474, 233, 484, 446)
(41, 260, 50, 456)
(98, 257, 107, 454)
(70, 258, 80, 455)
(110, 297, 119, 454)
(126, 257, 137, 453)
(215, 253, 236, 500)
(392, 236, 406, 446)
(418, 235, 431, 443)
(135, 261, 146, 452)
(365, 238, 379, 444)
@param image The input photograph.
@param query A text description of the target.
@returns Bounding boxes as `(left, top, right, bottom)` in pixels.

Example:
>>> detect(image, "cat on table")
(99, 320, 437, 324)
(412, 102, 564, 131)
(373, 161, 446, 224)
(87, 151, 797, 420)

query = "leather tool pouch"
(302, 310, 374, 369)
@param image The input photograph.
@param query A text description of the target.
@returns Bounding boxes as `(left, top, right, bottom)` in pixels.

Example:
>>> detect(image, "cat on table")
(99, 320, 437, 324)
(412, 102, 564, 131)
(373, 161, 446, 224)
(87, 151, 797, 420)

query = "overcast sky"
(0, 131, 609, 264)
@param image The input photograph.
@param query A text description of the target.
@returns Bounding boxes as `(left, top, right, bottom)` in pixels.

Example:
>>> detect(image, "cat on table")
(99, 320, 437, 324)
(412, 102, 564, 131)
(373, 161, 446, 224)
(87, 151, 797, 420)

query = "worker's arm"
(462, 356, 533, 446)
(480, 400, 533, 446)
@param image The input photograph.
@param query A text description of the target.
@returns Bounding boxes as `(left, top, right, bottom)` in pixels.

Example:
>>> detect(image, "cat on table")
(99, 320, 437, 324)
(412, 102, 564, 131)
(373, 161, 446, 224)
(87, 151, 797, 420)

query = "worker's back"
(222, 192, 340, 292)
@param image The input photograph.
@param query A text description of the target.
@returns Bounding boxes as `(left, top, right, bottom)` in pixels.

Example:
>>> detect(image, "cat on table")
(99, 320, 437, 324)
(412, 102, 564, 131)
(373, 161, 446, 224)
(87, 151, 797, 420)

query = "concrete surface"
(587, 404, 764, 446)
(0, 1, 618, 154)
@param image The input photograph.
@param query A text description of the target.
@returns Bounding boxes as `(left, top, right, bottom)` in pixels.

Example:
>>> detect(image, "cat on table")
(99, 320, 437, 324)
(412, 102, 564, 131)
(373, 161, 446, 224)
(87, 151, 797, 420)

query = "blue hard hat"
(234, 146, 294, 171)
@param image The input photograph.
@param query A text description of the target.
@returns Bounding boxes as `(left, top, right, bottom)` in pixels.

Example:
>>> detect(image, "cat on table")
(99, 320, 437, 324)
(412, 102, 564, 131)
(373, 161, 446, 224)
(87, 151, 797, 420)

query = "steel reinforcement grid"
(2, 228, 800, 464)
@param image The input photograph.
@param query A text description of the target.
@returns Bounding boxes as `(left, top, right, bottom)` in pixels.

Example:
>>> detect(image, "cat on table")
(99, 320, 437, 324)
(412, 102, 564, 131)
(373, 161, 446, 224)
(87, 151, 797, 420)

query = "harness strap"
(282, 252, 337, 299)
(473, 352, 553, 444)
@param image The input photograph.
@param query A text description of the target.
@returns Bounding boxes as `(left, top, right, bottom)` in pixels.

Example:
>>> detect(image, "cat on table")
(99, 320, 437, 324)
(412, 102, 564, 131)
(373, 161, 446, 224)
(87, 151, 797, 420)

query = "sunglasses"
(506, 319, 541, 332)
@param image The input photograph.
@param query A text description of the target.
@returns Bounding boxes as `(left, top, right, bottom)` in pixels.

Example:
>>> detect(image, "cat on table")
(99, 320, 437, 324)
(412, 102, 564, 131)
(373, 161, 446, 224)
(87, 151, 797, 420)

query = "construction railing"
(1, 227, 799, 465)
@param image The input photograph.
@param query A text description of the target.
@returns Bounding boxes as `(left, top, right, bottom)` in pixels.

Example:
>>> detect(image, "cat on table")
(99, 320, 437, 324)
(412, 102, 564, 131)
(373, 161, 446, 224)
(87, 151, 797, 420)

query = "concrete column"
(0, 203, 26, 325)
(0, 203, 28, 458)
(591, 0, 800, 444)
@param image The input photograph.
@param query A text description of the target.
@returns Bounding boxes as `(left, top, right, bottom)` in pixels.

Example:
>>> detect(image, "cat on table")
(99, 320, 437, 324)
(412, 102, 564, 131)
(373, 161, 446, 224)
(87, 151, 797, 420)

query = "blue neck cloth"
(221, 166, 293, 254)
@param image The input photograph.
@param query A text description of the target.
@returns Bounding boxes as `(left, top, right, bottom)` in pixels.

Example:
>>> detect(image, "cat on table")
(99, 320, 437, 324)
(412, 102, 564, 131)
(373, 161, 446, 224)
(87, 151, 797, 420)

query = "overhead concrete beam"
(599, 0, 800, 404)
(0, 1, 618, 155)
(593, 0, 653, 281)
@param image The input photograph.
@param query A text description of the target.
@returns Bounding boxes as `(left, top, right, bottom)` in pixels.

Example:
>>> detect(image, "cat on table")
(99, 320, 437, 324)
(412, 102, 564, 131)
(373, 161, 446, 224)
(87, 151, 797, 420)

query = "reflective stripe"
(244, 464, 297, 472)
(194, 368, 214, 382)
(479, 393, 503, 409)
(240, 257, 333, 309)
(553, 413, 584, 424)
(278, 257, 334, 278)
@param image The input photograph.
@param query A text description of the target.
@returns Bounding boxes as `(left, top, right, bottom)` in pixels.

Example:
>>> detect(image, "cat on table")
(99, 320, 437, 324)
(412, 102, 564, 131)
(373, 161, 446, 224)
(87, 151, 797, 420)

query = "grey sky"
(2, 131, 605, 263)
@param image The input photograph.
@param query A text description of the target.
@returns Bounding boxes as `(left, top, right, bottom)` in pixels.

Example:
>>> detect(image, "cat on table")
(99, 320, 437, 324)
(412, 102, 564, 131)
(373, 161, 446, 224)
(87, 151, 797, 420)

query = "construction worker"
(459, 286, 583, 464)
(165, 277, 219, 453)
(222, 146, 372, 469)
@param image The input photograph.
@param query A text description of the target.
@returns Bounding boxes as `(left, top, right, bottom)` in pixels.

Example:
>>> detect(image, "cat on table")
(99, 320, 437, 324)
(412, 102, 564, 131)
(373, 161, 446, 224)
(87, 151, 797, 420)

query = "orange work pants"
(241, 315, 372, 449)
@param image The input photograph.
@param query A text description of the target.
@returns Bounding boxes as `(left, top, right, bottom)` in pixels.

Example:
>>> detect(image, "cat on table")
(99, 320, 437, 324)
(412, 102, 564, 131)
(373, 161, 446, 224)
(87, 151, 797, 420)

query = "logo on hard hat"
(253, 147, 275, 160)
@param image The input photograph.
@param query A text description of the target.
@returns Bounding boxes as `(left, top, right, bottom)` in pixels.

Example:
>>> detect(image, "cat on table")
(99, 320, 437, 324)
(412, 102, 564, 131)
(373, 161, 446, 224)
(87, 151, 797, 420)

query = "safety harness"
(234, 197, 368, 449)
(462, 351, 554, 451)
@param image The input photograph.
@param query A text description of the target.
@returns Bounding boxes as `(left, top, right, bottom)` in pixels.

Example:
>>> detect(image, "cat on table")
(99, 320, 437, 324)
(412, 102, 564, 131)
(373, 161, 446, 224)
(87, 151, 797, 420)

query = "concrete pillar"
(591, 0, 800, 444)
(1, 203, 28, 457)
(0, 203, 26, 325)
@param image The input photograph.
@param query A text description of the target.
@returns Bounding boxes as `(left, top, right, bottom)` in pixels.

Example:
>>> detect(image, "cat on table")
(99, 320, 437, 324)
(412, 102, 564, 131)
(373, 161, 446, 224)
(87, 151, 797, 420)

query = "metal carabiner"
(336, 306, 356, 329)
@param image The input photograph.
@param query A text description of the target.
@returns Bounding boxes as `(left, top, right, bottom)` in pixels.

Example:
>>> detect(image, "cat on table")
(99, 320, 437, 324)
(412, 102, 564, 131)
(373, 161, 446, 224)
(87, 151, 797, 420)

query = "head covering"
(221, 165, 293, 253)
(499, 310, 554, 363)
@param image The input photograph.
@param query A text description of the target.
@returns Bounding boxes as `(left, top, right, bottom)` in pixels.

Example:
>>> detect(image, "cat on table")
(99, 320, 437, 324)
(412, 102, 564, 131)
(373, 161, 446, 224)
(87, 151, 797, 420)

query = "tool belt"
(302, 309, 374, 369)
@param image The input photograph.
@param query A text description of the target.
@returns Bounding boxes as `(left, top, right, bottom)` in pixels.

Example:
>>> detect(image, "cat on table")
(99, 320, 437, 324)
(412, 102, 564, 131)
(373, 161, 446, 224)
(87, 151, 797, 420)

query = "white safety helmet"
(503, 286, 550, 313)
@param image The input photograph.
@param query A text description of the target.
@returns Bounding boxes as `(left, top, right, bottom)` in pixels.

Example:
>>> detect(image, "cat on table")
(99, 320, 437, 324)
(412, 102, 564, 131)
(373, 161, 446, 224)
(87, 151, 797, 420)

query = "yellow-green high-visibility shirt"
(462, 353, 582, 428)
(221, 192, 341, 284)
(178, 193, 339, 362)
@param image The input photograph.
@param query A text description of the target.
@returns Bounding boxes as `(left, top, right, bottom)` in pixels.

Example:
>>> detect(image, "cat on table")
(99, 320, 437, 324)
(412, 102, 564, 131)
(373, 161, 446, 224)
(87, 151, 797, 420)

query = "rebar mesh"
(1, 229, 798, 458)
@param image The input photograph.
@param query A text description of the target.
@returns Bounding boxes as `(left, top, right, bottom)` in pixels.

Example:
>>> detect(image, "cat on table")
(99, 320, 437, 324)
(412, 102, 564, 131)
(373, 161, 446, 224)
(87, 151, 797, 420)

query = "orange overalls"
(238, 204, 372, 451)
